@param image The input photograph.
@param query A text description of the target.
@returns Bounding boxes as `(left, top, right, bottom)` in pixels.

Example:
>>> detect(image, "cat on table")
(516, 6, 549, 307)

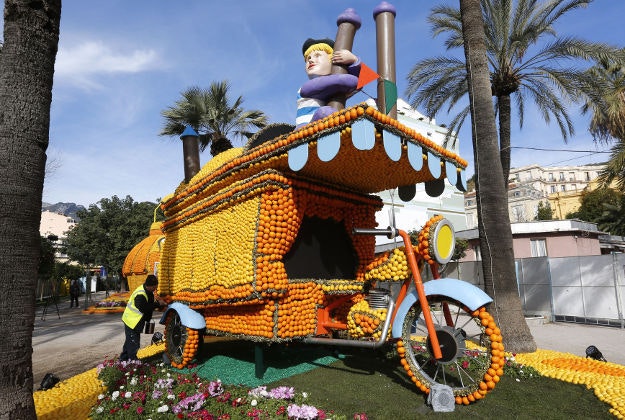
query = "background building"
(464, 163, 605, 228)
(373, 99, 467, 251)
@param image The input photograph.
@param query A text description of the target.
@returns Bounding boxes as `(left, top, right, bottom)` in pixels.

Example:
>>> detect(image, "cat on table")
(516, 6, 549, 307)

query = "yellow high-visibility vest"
(122, 286, 148, 328)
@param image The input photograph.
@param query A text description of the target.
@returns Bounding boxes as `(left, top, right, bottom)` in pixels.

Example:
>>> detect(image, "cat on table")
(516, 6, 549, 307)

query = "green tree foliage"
(581, 57, 625, 190)
(54, 262, 84, 283)
(160, 81, 268, 156)
(405, 0, 624, 184)
(595, 198, 625, 236)
(64, 195, 161, 278)
(566, 187, 622, 221)
(566, 187, 625, 235)
(38, 236, 56, 280)
(535, 201, 553, 220)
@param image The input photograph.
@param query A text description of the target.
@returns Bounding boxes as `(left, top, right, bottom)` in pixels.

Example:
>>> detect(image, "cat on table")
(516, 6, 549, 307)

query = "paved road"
(32, 294, 625, 389)
(32, 292, 165, 390)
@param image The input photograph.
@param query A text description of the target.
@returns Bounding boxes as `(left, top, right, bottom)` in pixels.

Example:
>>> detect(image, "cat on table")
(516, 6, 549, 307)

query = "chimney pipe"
(180, 125, 200, 183)
(373, 2, 397, 119)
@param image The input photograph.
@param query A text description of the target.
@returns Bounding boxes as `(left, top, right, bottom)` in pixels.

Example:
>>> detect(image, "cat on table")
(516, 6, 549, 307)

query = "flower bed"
(86, 292, 130, 314)
(33, 342, 625, 419)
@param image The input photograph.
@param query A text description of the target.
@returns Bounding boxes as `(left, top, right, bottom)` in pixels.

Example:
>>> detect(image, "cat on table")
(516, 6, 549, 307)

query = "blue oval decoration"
(288, 144, 309, 171)
(427, 151, 441, 179)
(456, 169, 467, 192)
(383, 130, 402, 161)
(317, 131, 341, 162)
(351, 119, 375, 150)
(445, 161, 457, 185)
(407, 142, 423, 171)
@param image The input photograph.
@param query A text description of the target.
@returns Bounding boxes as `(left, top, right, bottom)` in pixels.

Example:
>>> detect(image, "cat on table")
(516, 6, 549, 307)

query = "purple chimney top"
(373, 2, 396, 18)
(337, 8, 362, 29)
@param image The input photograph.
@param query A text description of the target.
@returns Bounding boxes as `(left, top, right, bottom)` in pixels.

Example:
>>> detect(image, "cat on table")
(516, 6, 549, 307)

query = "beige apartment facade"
(464, 163, 605, 228)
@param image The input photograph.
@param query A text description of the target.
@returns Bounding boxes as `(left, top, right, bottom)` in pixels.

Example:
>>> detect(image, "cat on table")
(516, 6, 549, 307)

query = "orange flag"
(357, 62, 380, 89)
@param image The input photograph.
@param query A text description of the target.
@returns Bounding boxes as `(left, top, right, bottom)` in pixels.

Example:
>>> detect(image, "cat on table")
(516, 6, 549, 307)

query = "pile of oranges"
(364, 247, 409, 282)
(347, 300, 387, 339)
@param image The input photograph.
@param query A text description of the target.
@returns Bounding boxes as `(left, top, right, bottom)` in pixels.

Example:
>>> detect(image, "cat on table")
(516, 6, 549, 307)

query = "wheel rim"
(401, 297, 493, 394)
(165, 312, 188, 364)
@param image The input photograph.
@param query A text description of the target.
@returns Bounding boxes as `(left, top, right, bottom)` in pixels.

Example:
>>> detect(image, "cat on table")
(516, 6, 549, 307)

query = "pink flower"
(136, 406, 144, 414)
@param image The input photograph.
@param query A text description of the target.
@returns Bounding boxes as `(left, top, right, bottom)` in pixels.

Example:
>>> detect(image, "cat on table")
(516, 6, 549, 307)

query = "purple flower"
(287, 404, 318, 420)
(172, 392, 206, 414)
(208, 380, 224, 396)
(269, 386, 295, 400)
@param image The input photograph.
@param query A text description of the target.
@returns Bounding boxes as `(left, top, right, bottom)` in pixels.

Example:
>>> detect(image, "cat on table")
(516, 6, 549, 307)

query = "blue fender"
(391, 278, 493, 338)
(159, 301, 206, 330)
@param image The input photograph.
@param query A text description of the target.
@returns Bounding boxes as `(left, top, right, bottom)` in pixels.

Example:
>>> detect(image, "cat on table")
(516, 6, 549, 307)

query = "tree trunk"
(498, 94, 512, 186)
(459, 0, 536, 353)
(0, 1, 61, 418)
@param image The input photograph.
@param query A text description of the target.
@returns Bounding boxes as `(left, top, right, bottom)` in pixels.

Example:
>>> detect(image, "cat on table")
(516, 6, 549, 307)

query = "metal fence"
(444, 254, 625, 328)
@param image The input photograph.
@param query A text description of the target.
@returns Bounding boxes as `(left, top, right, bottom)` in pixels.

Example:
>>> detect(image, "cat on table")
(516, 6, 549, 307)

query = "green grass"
(186, 340, 613, 419)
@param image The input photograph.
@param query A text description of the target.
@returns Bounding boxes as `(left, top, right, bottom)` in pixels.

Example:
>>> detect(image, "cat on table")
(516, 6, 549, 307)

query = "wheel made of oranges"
(398, 297, 502, 404)
(164, 311, 202, 369)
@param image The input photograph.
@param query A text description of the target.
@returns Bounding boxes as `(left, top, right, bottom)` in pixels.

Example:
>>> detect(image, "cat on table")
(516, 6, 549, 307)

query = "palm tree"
(0, 0, 61, 417)
(406, 0, 623, 185)
(160, 81, 268, 156)
(581, 58, 625, 190)
(459, 0, 536, 353)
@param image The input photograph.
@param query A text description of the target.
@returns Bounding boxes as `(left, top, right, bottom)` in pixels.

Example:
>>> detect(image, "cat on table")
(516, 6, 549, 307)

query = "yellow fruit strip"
(365, 247, 409, 282)
(34, 368, 103, 420)
(516, 349, 625, 418)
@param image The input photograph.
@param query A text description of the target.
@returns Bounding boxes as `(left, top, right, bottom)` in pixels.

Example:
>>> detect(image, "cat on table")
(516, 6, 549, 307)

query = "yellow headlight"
(430, 218, 455, 264)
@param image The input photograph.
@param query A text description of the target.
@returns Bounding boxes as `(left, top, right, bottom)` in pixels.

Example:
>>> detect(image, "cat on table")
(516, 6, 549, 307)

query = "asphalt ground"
(32, 292, 625, 390)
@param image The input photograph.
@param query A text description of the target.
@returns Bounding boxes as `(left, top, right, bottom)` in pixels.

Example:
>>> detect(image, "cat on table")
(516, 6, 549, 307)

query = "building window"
(530, 239, 547, 257)
(466, 199, 473, 206)
(549, 173, 554, 181)
(559, 172, 565, 181)
(585, 171, 590, 181)
(512, 205, 525, 222)
(569, 172, 575, 181)
(560, 184, 566, 191)
(473, 245, 482, 261)
(550, 185, 556, 193)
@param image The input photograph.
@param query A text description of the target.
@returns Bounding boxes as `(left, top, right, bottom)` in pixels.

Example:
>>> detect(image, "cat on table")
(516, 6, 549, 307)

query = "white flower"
(251, 399, 258, 407)
(302, 392, 308, 399)
(166, 373, 171, 377)
(157, 405, 169, 413)
(130, 377, 137, 386)
(119, 385, 124, 390)
(111, 391, 120, 401)
(167, 393, 176, 400)
(96, 407, 104, 413)
(98, 394, 105, 400)
(124, 391, 132, 398)
(515, 378, 520, 382)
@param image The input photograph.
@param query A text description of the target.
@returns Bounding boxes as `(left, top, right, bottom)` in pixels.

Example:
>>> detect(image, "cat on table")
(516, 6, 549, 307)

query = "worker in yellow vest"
(120, 274, 166, 361)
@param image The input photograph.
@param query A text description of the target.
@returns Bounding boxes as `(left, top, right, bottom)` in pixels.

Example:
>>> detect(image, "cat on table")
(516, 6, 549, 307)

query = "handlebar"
(352, 226, 399, 239)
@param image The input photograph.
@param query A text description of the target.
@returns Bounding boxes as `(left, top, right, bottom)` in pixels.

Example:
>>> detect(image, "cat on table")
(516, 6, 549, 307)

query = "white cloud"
(55, 40, 161, 90)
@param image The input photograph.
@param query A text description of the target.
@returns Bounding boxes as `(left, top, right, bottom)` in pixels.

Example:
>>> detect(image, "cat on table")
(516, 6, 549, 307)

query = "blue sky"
(3, 1, 624, 207)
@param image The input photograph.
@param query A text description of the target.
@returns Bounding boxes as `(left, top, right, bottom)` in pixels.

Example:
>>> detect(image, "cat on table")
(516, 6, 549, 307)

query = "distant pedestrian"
(119, 275, 167, 361)
(69, 279, 80, 308)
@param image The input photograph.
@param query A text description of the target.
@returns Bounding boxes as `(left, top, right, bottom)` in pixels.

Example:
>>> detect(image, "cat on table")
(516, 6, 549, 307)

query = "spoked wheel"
(398, 297, 504, 404)
(164, 311, 200, 369)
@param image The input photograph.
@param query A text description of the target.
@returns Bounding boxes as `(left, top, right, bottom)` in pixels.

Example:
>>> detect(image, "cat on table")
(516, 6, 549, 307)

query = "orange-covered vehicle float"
(153, 3, 503, 405)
